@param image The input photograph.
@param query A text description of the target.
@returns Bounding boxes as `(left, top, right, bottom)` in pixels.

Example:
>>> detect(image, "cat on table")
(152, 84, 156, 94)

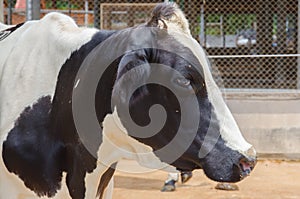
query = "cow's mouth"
(239, 157, 256, 179)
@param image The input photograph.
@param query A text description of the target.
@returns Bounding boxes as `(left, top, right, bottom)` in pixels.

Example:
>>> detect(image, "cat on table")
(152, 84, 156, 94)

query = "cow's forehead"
(123, 27, 201, 69)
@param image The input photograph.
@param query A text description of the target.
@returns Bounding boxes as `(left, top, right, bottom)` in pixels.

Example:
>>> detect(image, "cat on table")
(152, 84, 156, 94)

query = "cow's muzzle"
(238, 147, 257, 179)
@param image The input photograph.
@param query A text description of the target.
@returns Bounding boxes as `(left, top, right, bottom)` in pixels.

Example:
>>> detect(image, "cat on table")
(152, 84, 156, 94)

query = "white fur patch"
(97, 108, 177, 173)
(158, 3, 190, 35)
(83, 109, 177, 198)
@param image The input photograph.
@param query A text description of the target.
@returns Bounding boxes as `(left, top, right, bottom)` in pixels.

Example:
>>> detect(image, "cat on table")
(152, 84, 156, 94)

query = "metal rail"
(208, 54, 300, 58)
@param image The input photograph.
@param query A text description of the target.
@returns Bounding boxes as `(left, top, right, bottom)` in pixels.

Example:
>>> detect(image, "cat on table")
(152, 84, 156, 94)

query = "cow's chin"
(202, 162, 242, 183)
(170, 158, 201, 172)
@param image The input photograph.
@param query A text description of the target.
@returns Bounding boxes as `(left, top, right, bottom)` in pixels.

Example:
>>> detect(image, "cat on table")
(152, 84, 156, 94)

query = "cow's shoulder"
(0, 13, 99, 135)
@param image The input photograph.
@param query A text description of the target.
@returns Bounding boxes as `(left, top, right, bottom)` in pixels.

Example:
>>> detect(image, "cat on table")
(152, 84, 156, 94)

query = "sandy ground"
(112, 160, 300, 199)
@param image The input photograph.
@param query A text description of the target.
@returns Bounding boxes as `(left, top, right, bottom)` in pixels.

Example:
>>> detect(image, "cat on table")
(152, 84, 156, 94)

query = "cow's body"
(0, 13, 96, 199)
(0, 3, 256, 199)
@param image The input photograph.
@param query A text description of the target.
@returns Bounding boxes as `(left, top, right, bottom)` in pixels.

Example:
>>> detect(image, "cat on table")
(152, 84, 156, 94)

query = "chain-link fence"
(1, 0, 299, 90)
(202, 0, 299, 90)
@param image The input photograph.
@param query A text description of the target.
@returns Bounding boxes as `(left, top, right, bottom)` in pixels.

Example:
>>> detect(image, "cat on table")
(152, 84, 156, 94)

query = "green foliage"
(5, 0, 17, 7)
(200, 14, 256, 36)
(45, 0, 79, 10)
(225, 14, 256, 34)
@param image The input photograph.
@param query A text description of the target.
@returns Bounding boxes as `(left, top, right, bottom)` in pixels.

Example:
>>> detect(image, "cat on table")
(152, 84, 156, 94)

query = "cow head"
(109, 3, 256, 182)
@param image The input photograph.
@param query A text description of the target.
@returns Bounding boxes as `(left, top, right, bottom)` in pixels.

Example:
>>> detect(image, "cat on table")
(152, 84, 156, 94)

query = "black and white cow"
(0, 3, 256, 199)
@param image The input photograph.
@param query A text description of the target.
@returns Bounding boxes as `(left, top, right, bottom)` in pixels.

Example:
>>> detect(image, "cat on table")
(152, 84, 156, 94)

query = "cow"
(0, 2, 256, 199)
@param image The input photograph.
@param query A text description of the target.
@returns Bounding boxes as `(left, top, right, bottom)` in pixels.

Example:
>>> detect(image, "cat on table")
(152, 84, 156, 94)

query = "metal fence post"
(298, 0, 300, 89)
(199, 4, 205, 47)
(0, 0, 3, 23)
(26, 0, 40, 21)
(94, 0, 100, 29)
(7, 0, 12, 25)
(84, 0, 88, 26)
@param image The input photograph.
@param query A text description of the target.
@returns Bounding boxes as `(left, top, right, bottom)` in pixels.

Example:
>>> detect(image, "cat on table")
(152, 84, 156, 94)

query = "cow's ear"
(2, 96, 64, 197)
(112, 50, 151, 105)
(147, 17, 168, 30)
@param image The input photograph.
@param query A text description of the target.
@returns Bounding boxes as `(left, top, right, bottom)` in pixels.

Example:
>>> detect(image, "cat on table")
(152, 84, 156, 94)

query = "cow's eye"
(175, 77, 191, 87)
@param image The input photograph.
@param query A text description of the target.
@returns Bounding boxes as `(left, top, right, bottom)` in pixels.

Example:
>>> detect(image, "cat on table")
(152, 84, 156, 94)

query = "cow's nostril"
(239, 157, 256, 179)
(239, 162, 251, 175)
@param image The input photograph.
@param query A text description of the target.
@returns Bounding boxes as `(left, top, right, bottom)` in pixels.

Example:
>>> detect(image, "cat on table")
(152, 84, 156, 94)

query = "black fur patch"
(49, 30, 117, 199)
(2, 96, 64, 197)
(96, 162, 117, 199)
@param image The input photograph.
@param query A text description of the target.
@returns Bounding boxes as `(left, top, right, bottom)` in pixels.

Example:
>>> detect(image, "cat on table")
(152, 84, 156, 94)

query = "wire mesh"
(2, 0, 299, 89)
(100, 3, 157, 30)
(202, 0, 298, 89)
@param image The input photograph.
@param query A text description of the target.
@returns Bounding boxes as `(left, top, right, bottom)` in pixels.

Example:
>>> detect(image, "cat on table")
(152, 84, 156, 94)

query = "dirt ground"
(112, 160, 300, 199)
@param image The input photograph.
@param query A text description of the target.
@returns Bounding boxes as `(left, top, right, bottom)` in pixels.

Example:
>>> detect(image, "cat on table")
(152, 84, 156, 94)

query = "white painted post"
(26, 0, 40, 21)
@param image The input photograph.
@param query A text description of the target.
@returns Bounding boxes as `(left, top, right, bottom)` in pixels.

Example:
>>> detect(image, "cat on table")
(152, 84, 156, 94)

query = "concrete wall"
(225, 90, 300, 159)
